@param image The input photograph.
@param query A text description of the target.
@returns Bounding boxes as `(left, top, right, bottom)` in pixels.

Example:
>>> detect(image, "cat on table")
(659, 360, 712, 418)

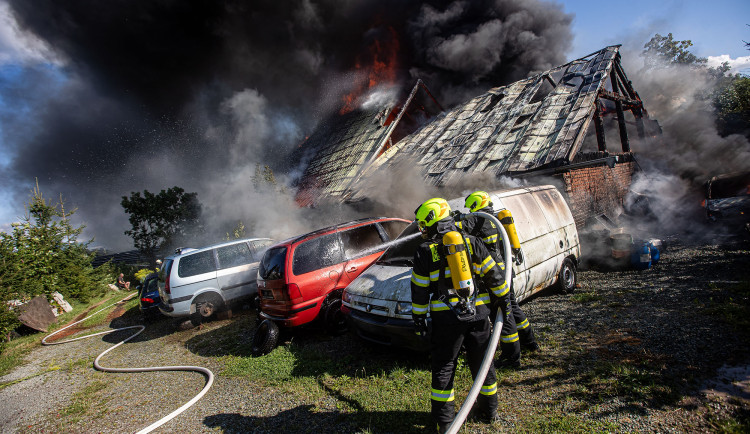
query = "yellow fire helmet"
(414, 198, 451, 232)
(464, 190, 492, 213)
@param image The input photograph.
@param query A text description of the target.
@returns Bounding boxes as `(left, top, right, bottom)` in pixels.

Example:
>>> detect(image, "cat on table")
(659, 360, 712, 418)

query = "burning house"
(294, 45, 662, 228)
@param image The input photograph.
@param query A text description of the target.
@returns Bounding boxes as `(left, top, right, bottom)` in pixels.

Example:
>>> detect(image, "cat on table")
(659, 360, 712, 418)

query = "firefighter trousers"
(493, 283, 536, 364)
(429, 317, 498, 425)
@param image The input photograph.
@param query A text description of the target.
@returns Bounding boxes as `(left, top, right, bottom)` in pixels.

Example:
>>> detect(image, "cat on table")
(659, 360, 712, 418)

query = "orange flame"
(340, 27, 399, 115)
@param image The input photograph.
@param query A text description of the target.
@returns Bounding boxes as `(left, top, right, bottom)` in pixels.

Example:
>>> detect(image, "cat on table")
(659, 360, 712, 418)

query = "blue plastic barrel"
(649, 242, 660, 265)
(630, 241, 652, 270)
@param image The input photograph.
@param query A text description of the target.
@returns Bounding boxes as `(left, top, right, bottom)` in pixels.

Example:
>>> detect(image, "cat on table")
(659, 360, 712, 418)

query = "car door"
(215, 241, 259, 302)
(338, 222, 391, 288)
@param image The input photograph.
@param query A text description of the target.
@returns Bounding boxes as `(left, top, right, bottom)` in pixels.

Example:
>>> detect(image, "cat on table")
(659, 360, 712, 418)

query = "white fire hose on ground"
(42, 291, 214, 434)
(446, 211, 513, 434)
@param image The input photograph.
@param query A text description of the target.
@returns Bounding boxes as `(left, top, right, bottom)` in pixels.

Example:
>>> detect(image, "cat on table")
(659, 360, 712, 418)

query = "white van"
(158, 238, 274, 325)
(341, 185, 580, 350)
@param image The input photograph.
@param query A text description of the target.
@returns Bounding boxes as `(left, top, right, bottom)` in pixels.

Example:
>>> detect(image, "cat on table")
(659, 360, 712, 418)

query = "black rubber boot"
(495, 357, 521, 370)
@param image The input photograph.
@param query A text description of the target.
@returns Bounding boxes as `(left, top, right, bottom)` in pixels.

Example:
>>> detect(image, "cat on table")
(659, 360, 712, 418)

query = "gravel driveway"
(1, 235, 749, 433)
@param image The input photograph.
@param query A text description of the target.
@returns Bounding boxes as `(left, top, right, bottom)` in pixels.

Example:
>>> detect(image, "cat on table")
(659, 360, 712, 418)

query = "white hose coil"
(42, 292, 214, 434)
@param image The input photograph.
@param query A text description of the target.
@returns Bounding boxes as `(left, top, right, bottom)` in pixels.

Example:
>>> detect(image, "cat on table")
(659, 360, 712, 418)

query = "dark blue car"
(138, 272, 162, 318)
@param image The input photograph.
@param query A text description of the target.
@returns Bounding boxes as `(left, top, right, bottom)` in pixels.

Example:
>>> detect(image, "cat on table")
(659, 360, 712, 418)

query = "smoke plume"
(619, 48, 750, 239)
(1, 0, 573, 250)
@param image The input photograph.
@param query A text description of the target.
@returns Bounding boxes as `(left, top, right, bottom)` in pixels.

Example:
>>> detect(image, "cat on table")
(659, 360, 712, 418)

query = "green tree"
(715, 76, 750, 137)
(252, 163, 277, 187)
(641, 33, 707, 68)
(0, 181, 112, 342)
(252, 163, 287, 194)
(642, 32, 750, 138)
(121, 187, 203, 264)
(224, 221, 246, 241)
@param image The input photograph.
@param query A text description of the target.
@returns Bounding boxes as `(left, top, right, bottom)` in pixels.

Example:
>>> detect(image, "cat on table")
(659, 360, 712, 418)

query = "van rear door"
(291, 232, 346, 302)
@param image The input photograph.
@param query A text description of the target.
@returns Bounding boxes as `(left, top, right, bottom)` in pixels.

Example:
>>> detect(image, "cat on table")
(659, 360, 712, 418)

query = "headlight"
(395, 301, 412, 315)
(342, 290, 351, 303)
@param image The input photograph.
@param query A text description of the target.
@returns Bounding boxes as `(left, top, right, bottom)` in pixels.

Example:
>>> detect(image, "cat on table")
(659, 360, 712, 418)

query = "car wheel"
(251, 319, 280, 357)
(323, 296, 348, 336)
(190, 294, 223, 327)
(557, 258, 577, 294)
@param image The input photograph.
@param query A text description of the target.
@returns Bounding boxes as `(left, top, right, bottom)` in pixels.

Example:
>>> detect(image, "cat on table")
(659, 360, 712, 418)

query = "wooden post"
(594, 103, 607, 152)
(611, 73, 631, 152)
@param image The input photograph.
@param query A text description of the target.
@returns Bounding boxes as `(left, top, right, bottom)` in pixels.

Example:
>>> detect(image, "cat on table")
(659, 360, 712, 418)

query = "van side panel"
(495, 187, 580, 301)
(216, 262, 259, 301)
(500, 193, 555, 300)
(531, 188, 581, 264)
(526, 189, 580, 299)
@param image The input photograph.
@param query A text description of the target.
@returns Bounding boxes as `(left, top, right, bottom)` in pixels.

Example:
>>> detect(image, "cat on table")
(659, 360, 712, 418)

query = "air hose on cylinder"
(42, 292, 214, 434)
(446, 211, 512, 434)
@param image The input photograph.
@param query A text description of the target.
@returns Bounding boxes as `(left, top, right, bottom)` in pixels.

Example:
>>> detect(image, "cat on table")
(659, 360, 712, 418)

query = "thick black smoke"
(2, 0, 572, 250)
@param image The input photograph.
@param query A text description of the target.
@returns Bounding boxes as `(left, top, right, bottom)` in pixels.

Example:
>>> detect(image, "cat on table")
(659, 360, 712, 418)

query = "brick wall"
(561, 160, 636, 228)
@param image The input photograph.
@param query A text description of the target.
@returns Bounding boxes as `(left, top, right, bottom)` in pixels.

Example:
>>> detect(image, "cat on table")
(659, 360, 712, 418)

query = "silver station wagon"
(158, 238, 274, 325)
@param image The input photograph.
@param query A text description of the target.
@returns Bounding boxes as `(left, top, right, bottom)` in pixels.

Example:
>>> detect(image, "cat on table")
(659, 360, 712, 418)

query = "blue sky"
(564, 0, 750, 69)
(0, 0, 749, 240)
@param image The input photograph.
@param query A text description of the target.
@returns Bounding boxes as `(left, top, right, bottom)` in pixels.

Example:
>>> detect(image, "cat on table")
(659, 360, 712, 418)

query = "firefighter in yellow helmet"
(412, 198, 506, 432)
(461, 190, 539, 369)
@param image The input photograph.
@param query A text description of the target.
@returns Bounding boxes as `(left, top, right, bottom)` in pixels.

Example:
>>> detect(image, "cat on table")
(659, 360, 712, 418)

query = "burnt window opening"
(481, 92, 505, 113)
(530, 79, 555, 104)
(513, 114, 533, 128)
(548, 70, 565, 85)
(562, 71, 585, 88)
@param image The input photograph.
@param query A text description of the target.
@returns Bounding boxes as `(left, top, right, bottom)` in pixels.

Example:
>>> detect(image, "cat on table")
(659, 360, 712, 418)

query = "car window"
(216, 242, 254, 269)
(380, 220, 409, 240)
(339, 224, 385, 259)
(378, 222, 422, 265)
(251, 240, 274, 250)
(159, 259, 173, 281)
(292, 233, 344, 275)
(145, 276, 158, 292)
(177, 250, 216, 278)
(259, 247, 287, 280)
(708, 173, 750, 199)
(250, 239, 274, 262)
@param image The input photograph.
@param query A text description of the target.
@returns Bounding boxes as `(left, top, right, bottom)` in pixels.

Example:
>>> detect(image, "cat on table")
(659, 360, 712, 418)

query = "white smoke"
(617, 47, 750, 238)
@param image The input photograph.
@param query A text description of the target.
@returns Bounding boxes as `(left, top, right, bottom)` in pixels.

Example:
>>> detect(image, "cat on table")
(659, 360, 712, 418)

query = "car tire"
(323, 296, 348, 336)
(190, 294, 223, 327)
(557, 258, 577, 294)
(251, 319, 280, 357)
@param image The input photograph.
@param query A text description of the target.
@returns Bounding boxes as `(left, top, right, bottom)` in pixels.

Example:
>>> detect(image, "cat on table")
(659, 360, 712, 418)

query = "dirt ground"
(1, 234, 749, 433)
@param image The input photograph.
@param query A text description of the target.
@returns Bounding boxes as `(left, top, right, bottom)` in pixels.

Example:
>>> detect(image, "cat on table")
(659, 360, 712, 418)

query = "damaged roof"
(293, 81, 441, 206)
(296, 45, 655, 204)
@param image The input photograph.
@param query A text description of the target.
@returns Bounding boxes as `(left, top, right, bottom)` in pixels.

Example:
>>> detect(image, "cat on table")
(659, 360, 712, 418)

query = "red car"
(255, 217, 410, 337)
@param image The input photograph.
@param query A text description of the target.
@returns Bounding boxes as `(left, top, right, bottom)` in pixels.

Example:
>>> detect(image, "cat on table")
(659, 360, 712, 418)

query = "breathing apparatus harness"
(435, 229, 478, 321)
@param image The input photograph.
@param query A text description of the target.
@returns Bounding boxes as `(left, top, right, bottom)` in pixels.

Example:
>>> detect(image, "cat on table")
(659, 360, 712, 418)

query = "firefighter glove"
(413, 316, 427, 336)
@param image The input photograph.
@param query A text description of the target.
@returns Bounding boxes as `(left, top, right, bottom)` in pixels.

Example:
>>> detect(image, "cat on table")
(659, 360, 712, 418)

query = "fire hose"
(42, 291, 214, 434)
(445, 211, 512, 434)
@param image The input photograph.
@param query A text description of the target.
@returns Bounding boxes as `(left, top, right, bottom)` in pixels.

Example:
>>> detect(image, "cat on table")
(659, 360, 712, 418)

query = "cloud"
(0, 1, 60, 65)
(706, 54, 750, 75)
